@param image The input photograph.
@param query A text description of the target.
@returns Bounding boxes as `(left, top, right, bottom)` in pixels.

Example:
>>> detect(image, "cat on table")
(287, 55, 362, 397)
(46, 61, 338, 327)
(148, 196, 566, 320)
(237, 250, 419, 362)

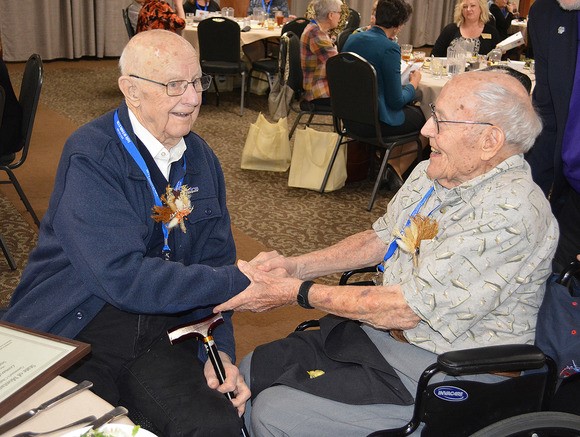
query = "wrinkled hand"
(204, 351, 251, 416)
(214, 260, 300, 313)
(248, 250, 297, 277)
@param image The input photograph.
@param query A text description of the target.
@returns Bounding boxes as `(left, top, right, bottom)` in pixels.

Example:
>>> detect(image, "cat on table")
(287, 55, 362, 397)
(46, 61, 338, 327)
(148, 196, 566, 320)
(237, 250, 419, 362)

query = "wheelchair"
(295, 261, 580, 437)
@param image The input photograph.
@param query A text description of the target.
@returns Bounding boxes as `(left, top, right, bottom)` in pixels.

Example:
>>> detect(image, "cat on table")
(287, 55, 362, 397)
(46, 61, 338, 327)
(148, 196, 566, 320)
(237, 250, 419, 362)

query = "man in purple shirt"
(527, 0, 580, 271)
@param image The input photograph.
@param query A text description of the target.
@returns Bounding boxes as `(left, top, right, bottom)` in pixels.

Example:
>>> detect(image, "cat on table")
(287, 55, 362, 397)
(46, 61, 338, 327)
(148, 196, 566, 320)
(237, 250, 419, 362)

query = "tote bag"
(268, 33, 294, 121)
(288, 127, 346, 192)
(241, 113, 291, 172)
(535, 261, 580, 378)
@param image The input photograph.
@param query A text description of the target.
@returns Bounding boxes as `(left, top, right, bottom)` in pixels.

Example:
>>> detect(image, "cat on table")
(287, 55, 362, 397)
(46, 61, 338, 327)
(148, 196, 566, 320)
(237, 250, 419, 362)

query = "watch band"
(297, 280, 315, 309)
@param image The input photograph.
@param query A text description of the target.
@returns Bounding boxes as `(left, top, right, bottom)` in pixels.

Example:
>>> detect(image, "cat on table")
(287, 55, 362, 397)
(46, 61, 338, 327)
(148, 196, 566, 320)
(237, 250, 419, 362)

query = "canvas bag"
(268, 34, 294, 121)
(240, 113, 291, 172)
(535, 261, 580, 378)
(288, 127, 346, 192)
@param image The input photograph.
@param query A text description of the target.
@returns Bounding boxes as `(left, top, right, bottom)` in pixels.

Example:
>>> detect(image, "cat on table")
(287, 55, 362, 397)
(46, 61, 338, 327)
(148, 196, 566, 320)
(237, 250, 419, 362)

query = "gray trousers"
(240, 325, 504, 436)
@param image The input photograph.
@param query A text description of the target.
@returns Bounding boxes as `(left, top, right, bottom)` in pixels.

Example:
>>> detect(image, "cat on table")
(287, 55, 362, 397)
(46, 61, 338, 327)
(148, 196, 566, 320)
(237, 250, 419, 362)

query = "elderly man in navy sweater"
(3, 29, 249, 436)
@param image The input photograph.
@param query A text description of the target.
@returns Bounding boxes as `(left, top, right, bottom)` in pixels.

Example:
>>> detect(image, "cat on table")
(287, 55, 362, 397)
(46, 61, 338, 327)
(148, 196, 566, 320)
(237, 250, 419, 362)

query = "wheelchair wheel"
(470, 411, 580, 436)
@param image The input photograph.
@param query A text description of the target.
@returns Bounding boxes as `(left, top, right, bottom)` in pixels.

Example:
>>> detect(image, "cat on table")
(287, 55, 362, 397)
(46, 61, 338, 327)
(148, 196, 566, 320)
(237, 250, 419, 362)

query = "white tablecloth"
(1, 376, 133, 437)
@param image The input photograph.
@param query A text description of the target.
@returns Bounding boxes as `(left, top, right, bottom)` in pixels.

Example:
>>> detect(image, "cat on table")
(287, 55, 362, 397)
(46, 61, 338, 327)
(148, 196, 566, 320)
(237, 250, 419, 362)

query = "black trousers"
(554, 187, 580, 271)
(64, 304, 242, 437)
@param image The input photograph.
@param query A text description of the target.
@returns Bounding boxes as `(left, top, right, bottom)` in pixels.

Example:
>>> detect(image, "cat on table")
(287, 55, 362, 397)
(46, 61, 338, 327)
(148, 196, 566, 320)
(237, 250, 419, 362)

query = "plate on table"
(62, 423, 157, 437)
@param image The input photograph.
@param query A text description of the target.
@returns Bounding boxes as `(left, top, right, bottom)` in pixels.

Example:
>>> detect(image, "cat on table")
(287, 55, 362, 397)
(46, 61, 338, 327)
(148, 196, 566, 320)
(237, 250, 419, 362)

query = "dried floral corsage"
(396, 215, 439, 268)
(151, 185, 195, 233)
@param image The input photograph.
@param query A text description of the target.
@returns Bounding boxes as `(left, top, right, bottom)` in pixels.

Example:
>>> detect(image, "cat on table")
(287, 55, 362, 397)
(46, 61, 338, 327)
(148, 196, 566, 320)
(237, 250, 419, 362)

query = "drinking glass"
(446, 46, 466, 76)
(430, 57, 445, 79)
(275, 11, 284, 26)
(266, 18, 275, 30)
(401, 44, 413, 62)
(487, 48, 502, 65)
(185, 13, 195, 26)
(413, 51, 425, 63)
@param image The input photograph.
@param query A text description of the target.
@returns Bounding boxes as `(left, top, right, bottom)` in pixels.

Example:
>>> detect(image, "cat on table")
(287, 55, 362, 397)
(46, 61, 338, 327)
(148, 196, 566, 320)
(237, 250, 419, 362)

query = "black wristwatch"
(297, 281, 315, 309)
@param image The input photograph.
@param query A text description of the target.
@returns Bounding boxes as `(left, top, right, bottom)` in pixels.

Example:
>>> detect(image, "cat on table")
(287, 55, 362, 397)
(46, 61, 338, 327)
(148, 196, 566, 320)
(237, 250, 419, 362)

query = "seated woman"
(432, 0, 500, 57)
(137, 0, 185, 33)
(489, 0, 515, 40)
(342, 0, 424, 137)
(183, 0, 221, 14)
(300, 0, 343, 107)
(247, 0, 290, 18)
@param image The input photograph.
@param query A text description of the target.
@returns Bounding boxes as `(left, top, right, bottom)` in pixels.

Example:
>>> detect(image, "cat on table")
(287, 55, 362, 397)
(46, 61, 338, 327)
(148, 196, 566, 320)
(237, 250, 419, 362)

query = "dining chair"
(324, 52, 422, 211)
(0, 53, 44, 227)
(197, 17, 247, 116)
(281, 17, 309, 39)
(344, 8, 361, 32)
(284, 32, 333, 140)
(122, 6, 136, 39)
(336, 28, 353, 52)
(0, 85, 16, 270)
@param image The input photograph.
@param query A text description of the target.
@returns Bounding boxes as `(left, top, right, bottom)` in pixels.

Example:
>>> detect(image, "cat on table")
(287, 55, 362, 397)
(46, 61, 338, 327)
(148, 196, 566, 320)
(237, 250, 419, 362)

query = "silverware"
(87, 406, 129, 430)
(0, 380, 93, 435)
(11, 415, 97, 437)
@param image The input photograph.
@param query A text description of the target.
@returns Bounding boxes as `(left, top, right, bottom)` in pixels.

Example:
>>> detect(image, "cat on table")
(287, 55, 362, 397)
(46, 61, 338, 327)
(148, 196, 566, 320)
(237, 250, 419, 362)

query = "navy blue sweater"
(3, 103, 249, 361)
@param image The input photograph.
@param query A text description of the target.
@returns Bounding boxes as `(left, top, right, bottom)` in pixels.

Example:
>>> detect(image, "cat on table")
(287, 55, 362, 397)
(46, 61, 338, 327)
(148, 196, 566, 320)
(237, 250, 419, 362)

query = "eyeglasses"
(429, 103, 493, 134)
(129, 74, 213, 96)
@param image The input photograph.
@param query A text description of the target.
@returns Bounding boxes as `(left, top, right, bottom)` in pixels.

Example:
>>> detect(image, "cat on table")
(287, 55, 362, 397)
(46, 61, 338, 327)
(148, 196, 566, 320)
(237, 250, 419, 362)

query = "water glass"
(430, 57, 445, 79)
(185, 13, 195, 26)
(446, 46, 466, 76)
(487, 48, 502, 66)
(401, 44, 413, 62)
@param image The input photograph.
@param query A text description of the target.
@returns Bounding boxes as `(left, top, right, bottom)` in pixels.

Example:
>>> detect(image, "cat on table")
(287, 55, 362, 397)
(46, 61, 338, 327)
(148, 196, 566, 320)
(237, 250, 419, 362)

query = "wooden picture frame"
(0, 320, 90, 417)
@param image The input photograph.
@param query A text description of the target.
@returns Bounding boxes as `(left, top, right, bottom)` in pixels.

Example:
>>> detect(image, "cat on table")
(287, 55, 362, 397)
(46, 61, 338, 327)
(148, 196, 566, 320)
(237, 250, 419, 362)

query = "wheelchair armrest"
(437, 344, 546, 376)
(339, 266, 376, 286)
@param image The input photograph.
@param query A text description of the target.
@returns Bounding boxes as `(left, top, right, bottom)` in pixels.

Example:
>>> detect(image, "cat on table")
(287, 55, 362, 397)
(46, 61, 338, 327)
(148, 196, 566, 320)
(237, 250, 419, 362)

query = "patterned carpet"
(0, 193, 37, 305)
(0, 59, 395, 299)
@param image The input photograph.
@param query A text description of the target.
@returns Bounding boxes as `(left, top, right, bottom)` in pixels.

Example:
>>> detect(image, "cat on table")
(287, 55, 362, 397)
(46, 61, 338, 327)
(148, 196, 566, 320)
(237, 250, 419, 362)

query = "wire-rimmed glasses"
(129, 74, 213, 96)
(429, 103, 493, 134)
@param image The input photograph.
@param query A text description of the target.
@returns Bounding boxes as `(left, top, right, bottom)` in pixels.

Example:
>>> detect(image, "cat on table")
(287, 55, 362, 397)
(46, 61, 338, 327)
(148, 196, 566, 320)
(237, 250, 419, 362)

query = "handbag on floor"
(268, 34, 294, 121)
(288, 127, 346, 192)
(535, 260, 580, 378)
(241, 113, 291, 172)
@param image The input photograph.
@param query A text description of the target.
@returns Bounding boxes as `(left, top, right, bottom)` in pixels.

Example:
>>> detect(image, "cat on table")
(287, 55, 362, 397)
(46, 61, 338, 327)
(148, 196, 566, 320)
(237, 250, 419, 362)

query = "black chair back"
(122, 7, 136, 38)
(336, 28, 353, 52)
(17, 54, 43, 163)
(284, 31, 303, 97)
(344, 8, 361, 31)
(197, 17, 242, 65)
(281, 17, 309, 39)
(0, 85, 5, 123)
(327, 52, 379, 133)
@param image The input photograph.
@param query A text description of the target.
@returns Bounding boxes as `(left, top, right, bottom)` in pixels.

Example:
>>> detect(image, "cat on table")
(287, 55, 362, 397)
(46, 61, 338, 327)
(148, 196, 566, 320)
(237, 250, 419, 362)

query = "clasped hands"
(215, 251, 301, 313)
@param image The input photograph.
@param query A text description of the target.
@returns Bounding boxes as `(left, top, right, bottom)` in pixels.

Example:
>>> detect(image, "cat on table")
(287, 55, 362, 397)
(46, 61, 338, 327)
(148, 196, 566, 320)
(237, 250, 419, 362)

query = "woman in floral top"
(137, 0, 186, 33)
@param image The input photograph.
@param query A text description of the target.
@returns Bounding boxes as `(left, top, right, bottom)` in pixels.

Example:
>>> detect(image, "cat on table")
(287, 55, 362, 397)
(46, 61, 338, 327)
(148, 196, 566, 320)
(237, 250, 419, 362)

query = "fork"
(12, 415, 97, 437)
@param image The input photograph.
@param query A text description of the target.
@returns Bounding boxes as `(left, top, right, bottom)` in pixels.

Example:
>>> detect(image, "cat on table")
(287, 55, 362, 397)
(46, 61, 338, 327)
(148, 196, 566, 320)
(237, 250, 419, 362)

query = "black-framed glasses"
(129, 74, 213, 96)
(429, 103, 493, 134)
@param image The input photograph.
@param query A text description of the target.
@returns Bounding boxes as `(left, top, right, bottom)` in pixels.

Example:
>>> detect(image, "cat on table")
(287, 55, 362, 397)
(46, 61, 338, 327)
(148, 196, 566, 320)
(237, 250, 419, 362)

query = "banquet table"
(182, 22, 282, 60)
(509, 19, 528, 41)
(416, 60, 535, 119)
(1, 376, 133, 437)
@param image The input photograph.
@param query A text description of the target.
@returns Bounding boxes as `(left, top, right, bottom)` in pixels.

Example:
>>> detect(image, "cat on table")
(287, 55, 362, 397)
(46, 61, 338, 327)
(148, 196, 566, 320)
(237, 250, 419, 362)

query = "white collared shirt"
(128, 109, 187, 180)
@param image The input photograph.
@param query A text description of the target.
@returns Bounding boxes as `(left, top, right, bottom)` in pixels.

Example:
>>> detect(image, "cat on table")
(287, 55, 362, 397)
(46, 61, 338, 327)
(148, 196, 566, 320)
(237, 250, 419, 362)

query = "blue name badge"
(433, 386, 469, 402)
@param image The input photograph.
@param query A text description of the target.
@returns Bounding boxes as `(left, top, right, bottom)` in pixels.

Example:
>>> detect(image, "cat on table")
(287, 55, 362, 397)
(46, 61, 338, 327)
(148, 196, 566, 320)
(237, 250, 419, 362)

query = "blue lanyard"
(114, 110, 185, 260)
(377, 186, 437, 272)
(196, 1, 208, 11)
(261, 0, 272, 14)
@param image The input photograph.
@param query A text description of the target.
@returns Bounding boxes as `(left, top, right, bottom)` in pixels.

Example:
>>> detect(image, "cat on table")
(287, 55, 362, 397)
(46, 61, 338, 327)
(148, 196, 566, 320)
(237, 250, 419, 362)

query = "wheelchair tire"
(470, 411, 580, 436)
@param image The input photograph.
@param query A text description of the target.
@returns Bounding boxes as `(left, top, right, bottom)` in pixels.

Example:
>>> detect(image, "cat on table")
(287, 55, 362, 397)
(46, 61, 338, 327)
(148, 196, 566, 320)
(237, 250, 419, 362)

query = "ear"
(118, 76, 141, 107)
(480, 125, 504, 161)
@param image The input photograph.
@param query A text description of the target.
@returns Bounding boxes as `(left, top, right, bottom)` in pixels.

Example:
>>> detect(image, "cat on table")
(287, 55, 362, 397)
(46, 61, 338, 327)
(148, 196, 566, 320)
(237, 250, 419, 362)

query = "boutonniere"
(151, 185, 195, 233)
(396, 215, 439, 268)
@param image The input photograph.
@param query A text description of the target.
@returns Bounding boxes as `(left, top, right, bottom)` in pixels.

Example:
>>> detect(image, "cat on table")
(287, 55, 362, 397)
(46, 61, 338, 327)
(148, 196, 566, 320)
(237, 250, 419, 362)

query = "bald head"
(119, 29, 198, 78)
(444, 70, 541, 153)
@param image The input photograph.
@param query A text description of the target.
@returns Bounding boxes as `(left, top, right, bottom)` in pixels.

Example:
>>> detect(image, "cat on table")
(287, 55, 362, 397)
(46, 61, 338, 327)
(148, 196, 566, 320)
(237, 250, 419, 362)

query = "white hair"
(473, 79, 542, 153)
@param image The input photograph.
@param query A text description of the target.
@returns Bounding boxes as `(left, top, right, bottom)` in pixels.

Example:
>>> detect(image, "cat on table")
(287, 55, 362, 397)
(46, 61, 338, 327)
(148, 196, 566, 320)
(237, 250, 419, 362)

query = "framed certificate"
(0, 321, 90, 416)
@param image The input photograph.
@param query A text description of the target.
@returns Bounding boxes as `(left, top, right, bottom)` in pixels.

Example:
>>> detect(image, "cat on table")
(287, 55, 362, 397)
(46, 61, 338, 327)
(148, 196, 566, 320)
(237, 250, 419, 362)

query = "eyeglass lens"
(166, 76, 212, 95)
